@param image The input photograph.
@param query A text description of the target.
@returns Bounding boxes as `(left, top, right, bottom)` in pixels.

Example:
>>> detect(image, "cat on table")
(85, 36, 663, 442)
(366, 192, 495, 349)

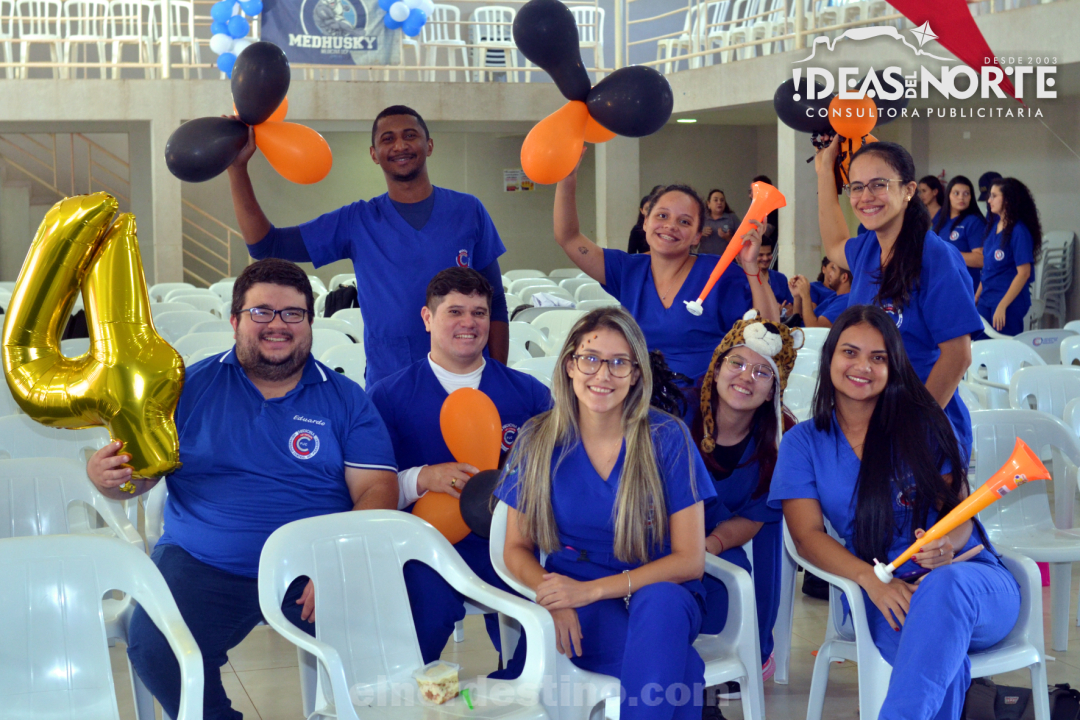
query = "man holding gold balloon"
(369, 267, 551, 677)
(228, 104, 511, 386)
(87, 259, 399, 720)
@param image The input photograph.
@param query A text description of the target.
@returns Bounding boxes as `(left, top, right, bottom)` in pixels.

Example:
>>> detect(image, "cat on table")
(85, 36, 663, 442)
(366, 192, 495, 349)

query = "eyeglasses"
(844, 178, 903, 198)
(723, 355, 774, 383)
(240, 307, 309, 324)
(572, 354, 637, 378)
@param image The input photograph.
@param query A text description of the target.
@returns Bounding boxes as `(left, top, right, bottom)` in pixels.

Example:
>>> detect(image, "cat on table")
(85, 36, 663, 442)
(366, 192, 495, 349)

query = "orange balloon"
(440, 388, 502, 471)
(253, 122, 332, 184)
(266, 97, 289, 123)
(413, 492, 470, 544)
(584, 113, 616, 144)
(828, 95, 878, 139)
(521, 101, 589, 185)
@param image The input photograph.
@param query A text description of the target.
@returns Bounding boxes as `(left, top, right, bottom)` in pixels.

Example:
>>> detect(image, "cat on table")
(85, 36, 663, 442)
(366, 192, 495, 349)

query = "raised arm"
(738, 219, 780, 322)
(554, 165, 606, 284)
(815, 136, 852, 270)
(226, 125, 272, 245)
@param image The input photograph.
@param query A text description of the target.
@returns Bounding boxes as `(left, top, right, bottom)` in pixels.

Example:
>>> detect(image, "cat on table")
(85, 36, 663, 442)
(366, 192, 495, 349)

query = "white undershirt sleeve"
(397, 466, 426, 509)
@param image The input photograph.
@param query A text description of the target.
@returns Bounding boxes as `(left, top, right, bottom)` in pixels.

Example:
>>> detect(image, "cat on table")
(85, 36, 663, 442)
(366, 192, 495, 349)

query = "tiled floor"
(109, 568, 1080, 720)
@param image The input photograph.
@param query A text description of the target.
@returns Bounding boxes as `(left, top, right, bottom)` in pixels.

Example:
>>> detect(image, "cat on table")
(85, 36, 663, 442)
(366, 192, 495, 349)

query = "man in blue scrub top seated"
(227, 104, 510, 385)
(85, 259, 399, 720)
(368, 267, 551, 676)
(792, 260, 851, 328)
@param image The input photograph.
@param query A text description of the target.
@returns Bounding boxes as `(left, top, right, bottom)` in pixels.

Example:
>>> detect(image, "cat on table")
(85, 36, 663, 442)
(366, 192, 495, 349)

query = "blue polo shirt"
(938, 213, 987, 292)
(158, 348, 397, 577)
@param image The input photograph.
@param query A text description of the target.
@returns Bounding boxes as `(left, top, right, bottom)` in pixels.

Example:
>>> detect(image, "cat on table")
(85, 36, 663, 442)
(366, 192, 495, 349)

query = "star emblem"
(910, 21, 938, 48)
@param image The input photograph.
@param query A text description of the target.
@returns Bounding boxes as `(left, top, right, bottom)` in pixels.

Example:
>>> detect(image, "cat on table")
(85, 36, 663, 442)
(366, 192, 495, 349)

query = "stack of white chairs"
(1030, 231, 1075, 328)
(752, 0, 787, 55)
(657, 1, 706, 73)
(717, 0, 757, 62)
(468, 5, 517, 82)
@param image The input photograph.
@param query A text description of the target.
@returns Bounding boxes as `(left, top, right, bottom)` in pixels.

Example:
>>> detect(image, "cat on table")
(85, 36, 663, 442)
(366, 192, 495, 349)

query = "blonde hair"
(502, 307, 693, 564)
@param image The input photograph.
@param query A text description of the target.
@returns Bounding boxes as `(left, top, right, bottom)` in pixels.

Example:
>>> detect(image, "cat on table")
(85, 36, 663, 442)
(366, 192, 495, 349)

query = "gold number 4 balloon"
(2, 192, 185, 488)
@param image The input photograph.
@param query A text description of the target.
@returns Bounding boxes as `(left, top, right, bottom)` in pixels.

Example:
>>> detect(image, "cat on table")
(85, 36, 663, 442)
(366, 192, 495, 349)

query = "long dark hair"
(933, 175, 985, 235)
(991, 178, 1043, 261)
(812, 305, 966, 564)
(646, 184, 706, 232)
(918, 175, 945, 208)
(691, 348, 779, 499)
(850, 142, 931, 309)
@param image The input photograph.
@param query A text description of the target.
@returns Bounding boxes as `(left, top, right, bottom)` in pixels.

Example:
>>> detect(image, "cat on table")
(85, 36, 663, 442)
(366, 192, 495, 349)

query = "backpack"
(964, 678, 1080, 720)
(323, 285, 358, 317)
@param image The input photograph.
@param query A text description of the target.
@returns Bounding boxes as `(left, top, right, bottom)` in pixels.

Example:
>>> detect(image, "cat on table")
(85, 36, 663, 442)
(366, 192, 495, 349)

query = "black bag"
(323, 285, 358, 317)
(963, 679, 1080, 720)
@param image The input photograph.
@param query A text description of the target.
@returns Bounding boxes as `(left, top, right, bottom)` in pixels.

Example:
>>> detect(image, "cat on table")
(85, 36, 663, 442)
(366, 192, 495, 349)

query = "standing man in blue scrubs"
(227, 104, 510, 385)
(85, 259, 399, 720)
(369, 267, 550, 675)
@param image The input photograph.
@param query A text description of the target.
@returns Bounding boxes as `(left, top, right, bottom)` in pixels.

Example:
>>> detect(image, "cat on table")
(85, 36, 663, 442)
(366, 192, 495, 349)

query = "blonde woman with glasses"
(496, 307, 716, 720)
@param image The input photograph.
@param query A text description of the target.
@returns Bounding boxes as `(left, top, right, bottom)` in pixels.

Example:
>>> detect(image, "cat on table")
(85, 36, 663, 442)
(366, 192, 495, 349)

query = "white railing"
(181, 200, 238, 287)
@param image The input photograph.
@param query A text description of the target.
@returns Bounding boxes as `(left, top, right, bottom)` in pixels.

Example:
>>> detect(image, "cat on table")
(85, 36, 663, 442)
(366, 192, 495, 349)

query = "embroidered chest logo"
(950, 230, 960, 241)
(289, 429, 321, 459)
(880, 301, 904, 329)
(501, 423, 519, 452)
(456, 249, 470, 267)
(994, 249, 1005, 261)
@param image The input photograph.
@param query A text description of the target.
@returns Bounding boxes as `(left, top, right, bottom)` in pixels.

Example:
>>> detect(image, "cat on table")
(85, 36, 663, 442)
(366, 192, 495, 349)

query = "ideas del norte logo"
(791, 23, 1057, 119)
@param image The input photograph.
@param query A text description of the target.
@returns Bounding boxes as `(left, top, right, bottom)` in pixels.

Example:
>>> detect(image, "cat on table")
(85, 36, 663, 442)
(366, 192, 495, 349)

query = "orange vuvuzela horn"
(873, 438, 1050, 582)
(685, 181, 786, 316)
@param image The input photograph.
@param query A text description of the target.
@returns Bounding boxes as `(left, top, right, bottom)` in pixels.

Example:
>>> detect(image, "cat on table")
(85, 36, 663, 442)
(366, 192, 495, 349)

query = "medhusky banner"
(261, 0, 399, 66)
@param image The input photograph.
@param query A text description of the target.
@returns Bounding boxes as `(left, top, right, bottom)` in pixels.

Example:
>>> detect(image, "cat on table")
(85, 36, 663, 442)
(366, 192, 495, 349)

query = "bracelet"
(709, 532, 725, 555)
(623, 569, 632, 609)
(744, 269, 763, 285)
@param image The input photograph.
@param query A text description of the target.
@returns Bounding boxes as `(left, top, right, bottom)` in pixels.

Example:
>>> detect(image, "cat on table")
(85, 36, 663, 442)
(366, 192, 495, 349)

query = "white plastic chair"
(970, 409, 1080, 653)
(306, 275, 328, 295)
(62, 0, 109, 78)
(312, 328, 352, 359)
(16, 0, 63, 78)
(152, 0, 201, 78)
(957, 381, 983, 412)
(171, 331, 234, 359)
(1012, 328, 1078, 364)
(0, 378, 23, 416)
(1060, 335, 1080, 366)
(0, 0, 15, 78)
(800, 327, 830, 352)
(531, 309, 587, 355)
(1009, 364, 1080, 419)
(319, 344, 366, 388)
(423, 3, 468, 81)
(156, 310, 218, 343)
(558, 277, 595, 295)
(469, 6, 518, 82)
(171, 294, 223, 316)
(569, 5, 604, 78)
(504, 269, 546, 282)
(1064, 320, 1080, 334)
(1065, 397, 1080, 437)
(164, 287, 217, 303)
(313, 317, 360, 342)
(257, 510, 556, 720)
(784, 520, 1050, 720)
(188, 318, 234, 334)
(508, 337, 531, 366)
(60, 336, 91, 356)
(526, 287, 575, 305)
(208, 278, 235, 302)
(148, 281, 195, 302)
(490, 501, 765, 720)
(328, 273, 355, 290)
(329, 307, 365, 332)
(967, 339, 1046, 409)
(575, 284, 614, 303)
(510, 321, 547, 357)
(0, 533, 204, 720)
(656, 2, 702, 73)
(0, 414, 110, 463)
(576, 299, 620, 311)
(792, 348, 821, 378)
(314, 292, 328, 317)
(511, 356, 559, 387)
(149, 301, 197, 317)
(783, 372, 815, 422)
(751, 0, 786, 55)
(548, 269, 581, 280)
(510, 277, 557, 295)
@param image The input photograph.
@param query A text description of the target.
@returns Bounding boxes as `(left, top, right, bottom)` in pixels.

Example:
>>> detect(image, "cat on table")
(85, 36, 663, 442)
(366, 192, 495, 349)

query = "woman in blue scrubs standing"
(496, 307, 715, 720)
(691, 312, 801, 686)
(976, 178, 1042, 336)
(815, 138, 982, 459)
(771, 305, 1020, 720)
(933, 176, 986, 293)
(553, 155, 779, 388)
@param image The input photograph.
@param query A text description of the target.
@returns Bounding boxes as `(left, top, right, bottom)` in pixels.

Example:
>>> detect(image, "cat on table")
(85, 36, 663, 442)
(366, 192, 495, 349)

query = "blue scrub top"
(769, 417, 980, 578)
(766, 269, 793, 305)
(496, 410, 716, 571)
(602, 249, 752, 382)
(298, 187, 506, 385)
(845, 230, 982, 456)
(938, 214, 986, 292)
(810, 281, 835, 307)
(368, 358, 552, 473)
(159, 349, 397, 577)
(979, 221, 1035, 314)
(814, 292, 850, 323)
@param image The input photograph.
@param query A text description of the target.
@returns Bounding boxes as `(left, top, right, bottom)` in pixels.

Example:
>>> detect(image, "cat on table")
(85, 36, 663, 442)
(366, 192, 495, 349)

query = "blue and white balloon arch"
(210, 0, 263, 76)
(378, 0, 436, 37)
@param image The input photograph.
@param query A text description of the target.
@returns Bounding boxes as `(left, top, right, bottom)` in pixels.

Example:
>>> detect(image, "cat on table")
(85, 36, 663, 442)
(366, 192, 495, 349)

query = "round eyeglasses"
(723, 355, 774, 383)
(572, 354, 637, 378)
(240, 307, 309, 324)
(844, 178, 903, 198)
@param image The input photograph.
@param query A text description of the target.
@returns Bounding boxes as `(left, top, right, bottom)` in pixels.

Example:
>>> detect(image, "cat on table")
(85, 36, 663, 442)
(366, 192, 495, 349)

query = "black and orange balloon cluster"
(515, 0, 673, 184)
(165, 42, 332, 185)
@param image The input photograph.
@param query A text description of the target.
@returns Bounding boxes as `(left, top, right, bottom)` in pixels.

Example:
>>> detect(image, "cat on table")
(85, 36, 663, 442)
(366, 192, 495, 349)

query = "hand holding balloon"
(418, 462, 479, 499)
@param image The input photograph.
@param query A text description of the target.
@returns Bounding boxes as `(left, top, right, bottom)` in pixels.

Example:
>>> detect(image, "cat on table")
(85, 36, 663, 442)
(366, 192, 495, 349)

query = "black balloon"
(164, 117, 250, 183)
(459, 469, 501, 539)
(773, 78, 833, 134)
(513, 0, 591, 102)
(586, 66, 673, 138)
(231, 41, 291, 126)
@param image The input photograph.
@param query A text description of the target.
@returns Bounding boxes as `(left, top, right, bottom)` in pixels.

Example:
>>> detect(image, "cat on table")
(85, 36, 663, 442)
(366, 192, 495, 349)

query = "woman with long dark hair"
(497, 307, 715, 720)
(917, 175, 945, 224)
(815, 138, 982, 458)
(691, 313, 801, 689)
(933, 176, 986, 293)
(696, 189, 741, 255)
(771, 305, 1020, 720)
(976, 178, 1043, 335)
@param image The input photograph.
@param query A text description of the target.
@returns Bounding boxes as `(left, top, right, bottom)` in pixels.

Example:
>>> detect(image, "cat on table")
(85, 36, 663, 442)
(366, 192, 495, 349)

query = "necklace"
(655, 255, 693, 303)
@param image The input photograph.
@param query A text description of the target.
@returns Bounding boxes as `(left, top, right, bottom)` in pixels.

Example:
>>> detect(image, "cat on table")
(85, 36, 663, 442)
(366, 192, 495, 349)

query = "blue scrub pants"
(701, 521, 781, 661)
(548, 552, 706, 720)
(977, 297, 1030, 336)
(127, 544, 312, 720)
(870, 554, 1020, 720)
(403, 532, 527, 679)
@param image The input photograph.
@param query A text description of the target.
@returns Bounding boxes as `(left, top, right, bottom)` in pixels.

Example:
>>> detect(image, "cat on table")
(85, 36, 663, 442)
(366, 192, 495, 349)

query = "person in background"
(933, 176, 986, 293)
(227, 104, 510, 384)
(977, 171, 1002, 221)
(917, 175, 945, 226)
(810, 256, 836, 307)
(629, 188, 663, 254)
(791, 259, 851, 328)
(696, 189, 741, 256)
(976, 178, 1042, 336)
(751, 175, 779, 245)
(772, 305, 1019, 720)
(757, 240, 794, 319)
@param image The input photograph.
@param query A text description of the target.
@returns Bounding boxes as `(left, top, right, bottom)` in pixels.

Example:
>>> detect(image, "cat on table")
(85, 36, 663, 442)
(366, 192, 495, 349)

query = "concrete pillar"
(594, 135, 640, 250)
(776, 123, 821, 279)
